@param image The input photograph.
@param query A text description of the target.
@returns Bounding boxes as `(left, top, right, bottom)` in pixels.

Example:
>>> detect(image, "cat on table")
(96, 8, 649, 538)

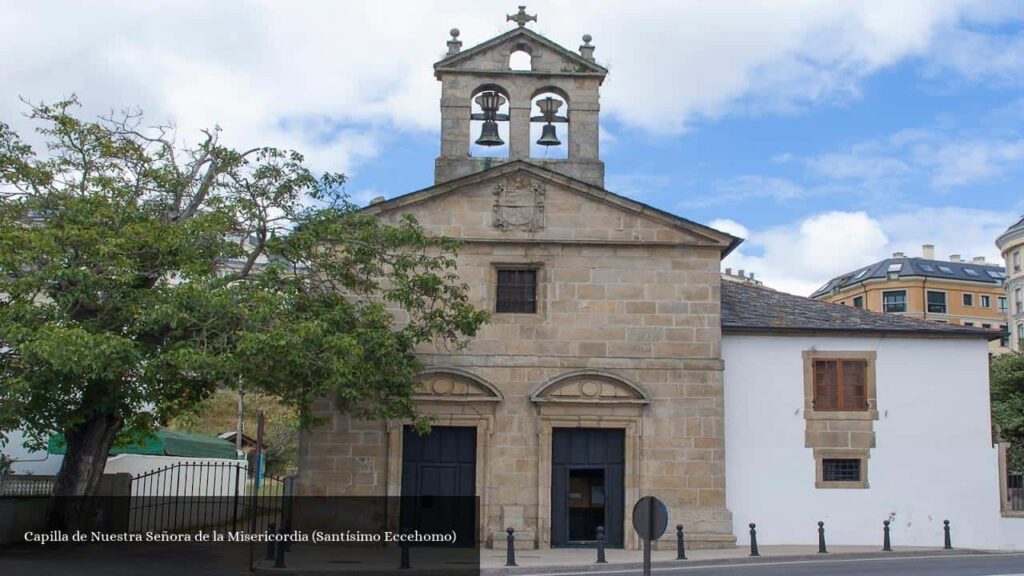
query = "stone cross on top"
(507, 5, 537, 28)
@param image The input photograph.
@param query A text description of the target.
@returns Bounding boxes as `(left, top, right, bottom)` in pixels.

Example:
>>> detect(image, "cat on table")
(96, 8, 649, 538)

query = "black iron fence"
(128, 460, 293, 534)
(1009, 473, 1024, 512)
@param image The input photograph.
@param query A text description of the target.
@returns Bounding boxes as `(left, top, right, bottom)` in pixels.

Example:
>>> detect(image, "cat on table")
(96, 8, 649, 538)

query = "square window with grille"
(822, 458, 862, 482)
(813, 359, 868, 411)
(495, 269, 537, 313)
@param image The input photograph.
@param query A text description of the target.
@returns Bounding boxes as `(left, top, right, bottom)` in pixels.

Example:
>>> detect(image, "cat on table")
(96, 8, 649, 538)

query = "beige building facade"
(996, 216, 1024, 351)
(298, 12, 741, 550)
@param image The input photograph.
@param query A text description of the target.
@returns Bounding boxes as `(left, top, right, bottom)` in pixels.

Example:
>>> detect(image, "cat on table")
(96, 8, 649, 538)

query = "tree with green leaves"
(991, 350, 1024, 472)
(0, 98, 488, 527)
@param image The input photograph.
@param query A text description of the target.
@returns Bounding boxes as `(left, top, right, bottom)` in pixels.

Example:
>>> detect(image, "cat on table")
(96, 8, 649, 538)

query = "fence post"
(232, 464, 241, 532)
(943, 520, 952, 550)
(882, 520, 892, 552)
(595, 526, 607, 564)
(676, 524, 687, 560)
(817, 521, 827, 554)
(749, 523, 760, 557)
(274, 525, 287, 568)
(266, 522, 276, 560)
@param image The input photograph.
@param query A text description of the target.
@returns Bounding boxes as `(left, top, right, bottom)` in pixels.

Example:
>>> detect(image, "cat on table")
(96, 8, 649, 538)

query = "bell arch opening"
(530, 89, 569, 159)
(469, 85, 510, 159)
(509, 48, 532, 71)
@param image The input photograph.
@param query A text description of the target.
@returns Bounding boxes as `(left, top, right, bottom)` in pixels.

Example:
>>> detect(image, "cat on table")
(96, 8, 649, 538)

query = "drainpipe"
(923, 278, 928, 321)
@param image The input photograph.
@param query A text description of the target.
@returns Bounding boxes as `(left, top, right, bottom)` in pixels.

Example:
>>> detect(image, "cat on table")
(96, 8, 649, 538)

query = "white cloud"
(1, 0, 1019, 176)
(681, 175, 804, 208)
(795, 129, 1024, 192)
(708, 218, 749, 240)
(721, 207, 1013, 296)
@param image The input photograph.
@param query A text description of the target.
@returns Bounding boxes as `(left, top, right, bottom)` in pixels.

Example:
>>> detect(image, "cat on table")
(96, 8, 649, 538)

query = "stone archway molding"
(530, 369, 651, 404)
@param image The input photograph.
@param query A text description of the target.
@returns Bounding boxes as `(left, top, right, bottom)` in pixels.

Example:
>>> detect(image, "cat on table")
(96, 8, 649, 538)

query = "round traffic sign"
(631, 496, 669, 540)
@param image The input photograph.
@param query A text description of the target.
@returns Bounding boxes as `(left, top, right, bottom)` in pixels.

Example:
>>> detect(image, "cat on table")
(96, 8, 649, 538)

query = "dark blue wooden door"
(551, 428, 625, 547)
(400, 426, 478, 546)
(401, 426, 477, 497)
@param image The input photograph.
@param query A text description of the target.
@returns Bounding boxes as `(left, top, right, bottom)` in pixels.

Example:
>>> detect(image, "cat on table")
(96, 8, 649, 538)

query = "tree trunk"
(48, 413, 124, 531)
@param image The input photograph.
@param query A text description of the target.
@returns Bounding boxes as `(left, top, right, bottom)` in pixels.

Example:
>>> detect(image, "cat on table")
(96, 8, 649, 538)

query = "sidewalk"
(254, 544, 985, 575)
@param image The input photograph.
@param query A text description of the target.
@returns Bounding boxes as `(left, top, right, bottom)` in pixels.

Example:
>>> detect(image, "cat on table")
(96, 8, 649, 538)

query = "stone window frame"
(489, 261, 546, 319)
(802, 350, 878, 421)
(814, 448, 870, 489)
(803, 350, 878, 490)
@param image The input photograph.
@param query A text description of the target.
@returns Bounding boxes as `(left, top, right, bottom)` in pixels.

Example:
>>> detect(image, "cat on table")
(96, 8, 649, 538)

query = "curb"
(253, 548, 996, 575)
(481, 549, 994, 575)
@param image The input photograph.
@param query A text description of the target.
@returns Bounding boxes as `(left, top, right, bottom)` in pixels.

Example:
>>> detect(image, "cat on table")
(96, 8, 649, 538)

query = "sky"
(3, 0, 1024, 295)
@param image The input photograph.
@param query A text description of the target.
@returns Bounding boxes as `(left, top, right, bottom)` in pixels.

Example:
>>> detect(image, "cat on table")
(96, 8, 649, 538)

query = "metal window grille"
(496, 269, 537, 313)
(822, 459, 861, 482)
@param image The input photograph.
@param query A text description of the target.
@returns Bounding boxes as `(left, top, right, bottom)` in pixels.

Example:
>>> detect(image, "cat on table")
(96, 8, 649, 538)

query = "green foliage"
(171, 389, 298, 475)
(0, 98, 488, 485)
(991, 351, 1024, 472)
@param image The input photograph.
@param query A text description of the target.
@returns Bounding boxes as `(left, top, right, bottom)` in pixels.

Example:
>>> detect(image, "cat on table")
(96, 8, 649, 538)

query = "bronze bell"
(536, 123, 561, 147)
(475, 120, 504, 147)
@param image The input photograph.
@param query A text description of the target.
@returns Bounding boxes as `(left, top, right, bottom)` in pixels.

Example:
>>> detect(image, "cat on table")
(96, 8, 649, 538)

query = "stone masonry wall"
(298, 173, 734, 548)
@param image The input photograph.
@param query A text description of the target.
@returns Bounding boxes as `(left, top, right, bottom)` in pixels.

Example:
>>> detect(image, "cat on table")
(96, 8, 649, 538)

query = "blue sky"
(4, 1, 1024, 293)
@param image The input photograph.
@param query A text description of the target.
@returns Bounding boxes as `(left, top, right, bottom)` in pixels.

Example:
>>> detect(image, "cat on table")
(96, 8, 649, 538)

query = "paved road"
(516, 553, 1024, 576)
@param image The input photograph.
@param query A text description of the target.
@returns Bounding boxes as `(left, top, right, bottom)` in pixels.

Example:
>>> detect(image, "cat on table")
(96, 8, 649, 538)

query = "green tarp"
(48, 428, 241, 460)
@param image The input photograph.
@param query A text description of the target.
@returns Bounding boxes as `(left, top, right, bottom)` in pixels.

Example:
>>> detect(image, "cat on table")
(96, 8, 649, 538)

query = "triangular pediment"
(435, 27, 607, 77)
(364, 162, 740, 253)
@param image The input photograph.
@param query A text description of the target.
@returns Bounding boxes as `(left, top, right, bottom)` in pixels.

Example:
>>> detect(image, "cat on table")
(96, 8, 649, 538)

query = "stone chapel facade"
(298, 9, 742, 550)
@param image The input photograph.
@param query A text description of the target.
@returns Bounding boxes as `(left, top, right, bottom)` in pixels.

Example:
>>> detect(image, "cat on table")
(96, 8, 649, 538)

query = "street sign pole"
(643, 496, 653, 575)
(632, 496, 668, 576)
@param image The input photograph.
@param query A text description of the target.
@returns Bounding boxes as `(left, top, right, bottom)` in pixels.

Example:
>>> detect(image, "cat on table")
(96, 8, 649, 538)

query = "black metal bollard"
(596, 526, 607, 564)
(818, 521, 828, 554)
(676, 524, 687, 560)
(749, 523, 760, 557)
(400, 534, 411, 570)
(943, 520, 952, 550)
(266, 522, 276, 560)
(882, 520, 892, 552)
(506, 527, 517, 567)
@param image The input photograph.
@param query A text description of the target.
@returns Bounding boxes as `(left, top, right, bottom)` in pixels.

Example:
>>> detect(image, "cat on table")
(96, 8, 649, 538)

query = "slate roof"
(723, 281, 998, 339)
(1005, 215, 1024, 234)
(809, 256, 1006, 299)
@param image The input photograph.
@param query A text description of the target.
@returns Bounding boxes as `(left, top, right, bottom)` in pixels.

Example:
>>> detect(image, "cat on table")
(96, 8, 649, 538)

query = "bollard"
(266, 522, 276, 560)
(749, 523, 760, 557)
(943, 520, 952, 550)
(595, 526, 607, 564)
(882, 520, 892, 552)
(506, 527, 517, 567)
(818, 521, 827, 554)
(676, 524, 687, 560)
(399, 533, 411, 570)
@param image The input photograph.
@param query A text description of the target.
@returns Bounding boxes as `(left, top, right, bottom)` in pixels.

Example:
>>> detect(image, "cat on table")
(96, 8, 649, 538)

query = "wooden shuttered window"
(812, 359, 868, 411)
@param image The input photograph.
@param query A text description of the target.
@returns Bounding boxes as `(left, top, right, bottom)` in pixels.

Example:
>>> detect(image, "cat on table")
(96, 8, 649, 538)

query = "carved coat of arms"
(492, 174, 545, 231)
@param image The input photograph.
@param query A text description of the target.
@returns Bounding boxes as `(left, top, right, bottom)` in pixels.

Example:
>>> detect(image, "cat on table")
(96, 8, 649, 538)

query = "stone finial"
(447, 27, 462, 55)
(580, 33, 595, 61)
(507, 5, 537, 28)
